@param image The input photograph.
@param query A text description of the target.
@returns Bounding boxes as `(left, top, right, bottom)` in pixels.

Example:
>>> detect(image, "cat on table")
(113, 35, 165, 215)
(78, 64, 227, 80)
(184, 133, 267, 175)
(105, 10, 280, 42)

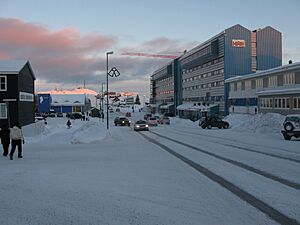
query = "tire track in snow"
(139, 132, 300, 225)
(158, 127, 300, 164)
(149, 130, 300, 191)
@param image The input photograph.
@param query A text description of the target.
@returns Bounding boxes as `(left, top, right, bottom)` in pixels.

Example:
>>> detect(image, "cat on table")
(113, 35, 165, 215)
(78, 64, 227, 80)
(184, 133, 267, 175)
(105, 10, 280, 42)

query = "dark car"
(144, 113, 152, 120)
(114, 117, 131, 126)
(200, 116, 229, 129)
(56, 112, 63, 117)
(134, 120, 149, 131)
(73, 112, 83, 119)
(164, 112, 175, 117)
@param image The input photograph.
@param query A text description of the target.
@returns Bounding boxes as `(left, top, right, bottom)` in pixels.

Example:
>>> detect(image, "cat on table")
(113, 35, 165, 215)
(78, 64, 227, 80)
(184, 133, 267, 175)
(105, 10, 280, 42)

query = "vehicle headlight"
(122, 121, 124, 123)
(145, 124, 149, 127)
(135, 125, 140, 128)
(129, 121, 131, 123)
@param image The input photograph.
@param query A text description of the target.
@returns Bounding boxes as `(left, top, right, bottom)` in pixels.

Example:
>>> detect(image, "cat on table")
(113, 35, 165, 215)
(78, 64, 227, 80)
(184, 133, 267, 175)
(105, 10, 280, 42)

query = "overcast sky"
(0, 0, 300, 98)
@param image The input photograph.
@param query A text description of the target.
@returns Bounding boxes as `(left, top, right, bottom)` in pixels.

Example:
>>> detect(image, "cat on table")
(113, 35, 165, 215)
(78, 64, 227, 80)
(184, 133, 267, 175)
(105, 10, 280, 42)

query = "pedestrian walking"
(9, 122, 25, 160)
(66, 119, 72, 128)
(0, 124, 10, 157)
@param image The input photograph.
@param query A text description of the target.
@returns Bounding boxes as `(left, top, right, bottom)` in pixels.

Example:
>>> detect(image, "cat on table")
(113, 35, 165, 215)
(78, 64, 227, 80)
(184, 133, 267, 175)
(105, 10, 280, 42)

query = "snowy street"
(0, 113, 300, 225)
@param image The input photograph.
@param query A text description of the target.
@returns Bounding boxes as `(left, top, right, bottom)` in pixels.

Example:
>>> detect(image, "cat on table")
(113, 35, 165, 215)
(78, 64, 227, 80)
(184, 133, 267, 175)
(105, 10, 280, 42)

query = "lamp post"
(106, 51, 114, 129)
(101, 82, 105, 122)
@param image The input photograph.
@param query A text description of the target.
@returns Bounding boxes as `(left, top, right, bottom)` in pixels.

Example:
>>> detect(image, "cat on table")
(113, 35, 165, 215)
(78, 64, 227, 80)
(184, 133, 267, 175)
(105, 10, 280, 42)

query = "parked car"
(73, 112, 83, 119)
(48, 112, 56, 117)
(281, 114, 300, 140)
(114, 117, 131, 126)
(200, 116, 229, 129)
(134, 120, 149, 131)
(159, 116, 170, 125)
(144, 113, 152, 120)
(56, 112, 63, 117)
(147, 117, 158, 126)
(164, 112, 175, 117)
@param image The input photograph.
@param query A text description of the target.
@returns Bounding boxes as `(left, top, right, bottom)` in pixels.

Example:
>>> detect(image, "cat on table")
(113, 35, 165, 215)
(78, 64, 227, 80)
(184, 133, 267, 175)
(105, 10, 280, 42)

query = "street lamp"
(106, 51, 114, 129)
(101, 82, 105, 122)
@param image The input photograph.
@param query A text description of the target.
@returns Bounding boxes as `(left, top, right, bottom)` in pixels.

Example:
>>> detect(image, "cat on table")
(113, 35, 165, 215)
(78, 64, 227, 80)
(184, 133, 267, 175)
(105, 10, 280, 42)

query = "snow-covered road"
(0, 114, 299, 225)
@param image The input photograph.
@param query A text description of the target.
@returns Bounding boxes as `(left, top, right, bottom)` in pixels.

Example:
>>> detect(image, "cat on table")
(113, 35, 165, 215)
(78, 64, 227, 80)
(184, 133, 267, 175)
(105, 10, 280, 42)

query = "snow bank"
(71, 121, 107, 144)
(225, 113, 285, 137)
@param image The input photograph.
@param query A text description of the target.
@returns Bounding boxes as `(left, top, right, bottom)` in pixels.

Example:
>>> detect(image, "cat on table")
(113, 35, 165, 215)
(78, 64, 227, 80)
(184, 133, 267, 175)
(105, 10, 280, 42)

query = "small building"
(90, 107, 100, 117)
(0, 60, 36, 127)
(226, 61, 300, 115)
(50, 94, 91, 113)
(177, 102, 219, 120)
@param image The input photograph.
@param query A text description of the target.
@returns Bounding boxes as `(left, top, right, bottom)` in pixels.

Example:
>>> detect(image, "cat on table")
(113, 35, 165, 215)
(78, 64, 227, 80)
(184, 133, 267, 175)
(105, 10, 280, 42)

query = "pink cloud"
(0, 18, 196, 97)
(0, 18, 116, 53)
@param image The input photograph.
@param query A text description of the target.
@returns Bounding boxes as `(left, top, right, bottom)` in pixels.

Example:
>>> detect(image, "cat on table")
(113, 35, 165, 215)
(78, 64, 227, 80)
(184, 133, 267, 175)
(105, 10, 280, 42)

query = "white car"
(147, 117, 158, 126)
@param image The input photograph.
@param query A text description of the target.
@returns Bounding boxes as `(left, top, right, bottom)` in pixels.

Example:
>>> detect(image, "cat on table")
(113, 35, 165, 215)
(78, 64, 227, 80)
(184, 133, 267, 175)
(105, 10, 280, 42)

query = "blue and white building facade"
(226, 61, 300, 115)
(178, 24, 282, 117)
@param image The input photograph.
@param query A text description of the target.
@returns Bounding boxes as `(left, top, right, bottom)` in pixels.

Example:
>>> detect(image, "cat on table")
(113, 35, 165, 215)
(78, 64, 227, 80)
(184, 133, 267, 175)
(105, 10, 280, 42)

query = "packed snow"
(0, 111, 299, 225)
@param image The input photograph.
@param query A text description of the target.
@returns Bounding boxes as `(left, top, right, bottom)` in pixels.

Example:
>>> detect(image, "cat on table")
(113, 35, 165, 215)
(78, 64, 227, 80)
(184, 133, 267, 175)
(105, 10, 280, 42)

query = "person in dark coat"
(0, 124, 10, 156)
(66, 119, 72, 128)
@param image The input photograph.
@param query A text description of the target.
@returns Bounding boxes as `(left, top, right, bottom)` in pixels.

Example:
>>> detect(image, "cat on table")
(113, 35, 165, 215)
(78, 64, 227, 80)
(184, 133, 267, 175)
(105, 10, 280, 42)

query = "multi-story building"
(226, 61, 300, 115)
(150, 59, 180, 114)
(178, 24, 282, 118)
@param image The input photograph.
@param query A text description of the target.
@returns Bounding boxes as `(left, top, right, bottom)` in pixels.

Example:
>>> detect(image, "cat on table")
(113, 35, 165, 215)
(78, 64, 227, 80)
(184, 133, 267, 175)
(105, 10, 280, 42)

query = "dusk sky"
(1, 0, 300, 98)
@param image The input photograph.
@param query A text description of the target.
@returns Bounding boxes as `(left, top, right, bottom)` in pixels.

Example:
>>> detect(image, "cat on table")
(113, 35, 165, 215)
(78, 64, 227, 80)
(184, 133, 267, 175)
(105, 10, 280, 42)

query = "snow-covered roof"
(0, 60, 36, 79)
(256, 86, 300, 96)
(177, 102, 218, 111)
(225, 61, 300, 83)
(51, 94, 87, 106)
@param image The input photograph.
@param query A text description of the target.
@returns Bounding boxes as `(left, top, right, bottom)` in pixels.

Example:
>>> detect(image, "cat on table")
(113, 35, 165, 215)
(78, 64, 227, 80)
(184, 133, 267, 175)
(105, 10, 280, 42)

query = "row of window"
(183, 68, 224, 83)
(181, 45, 212, 65)
(231, 72, 297, 92)
(156, 76, 173, 84)
(183, 81, 224, 91)
(157, 90, 174, 95)
(260, 97, 300, 109)
(20, 92, 34, 102)
(157, 82, 174, 89)
(182, 57, 224, 74)
(183, 95, 224, 102)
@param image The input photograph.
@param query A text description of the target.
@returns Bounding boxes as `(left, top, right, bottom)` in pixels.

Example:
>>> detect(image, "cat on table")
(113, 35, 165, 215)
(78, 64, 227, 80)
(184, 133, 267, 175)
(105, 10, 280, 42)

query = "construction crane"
(121, 52, 180, 59)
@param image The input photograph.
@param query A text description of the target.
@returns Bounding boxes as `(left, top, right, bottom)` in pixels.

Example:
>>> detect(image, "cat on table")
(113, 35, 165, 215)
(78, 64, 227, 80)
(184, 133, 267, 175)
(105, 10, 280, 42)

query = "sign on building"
(232, 39, 246, 48)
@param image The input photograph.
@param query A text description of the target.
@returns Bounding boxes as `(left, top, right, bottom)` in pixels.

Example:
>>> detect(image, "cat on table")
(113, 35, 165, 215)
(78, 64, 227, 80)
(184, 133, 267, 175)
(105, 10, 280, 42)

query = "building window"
(294, 97, 300, 109)
(268, 76, 277, 87)
(237, 82, 241, 91)
(0, 103, 7, 118)
(241, 81, 245, 90)
(256, 79, 263, 88)
(19, 92, 34, 102)
(234, 82, 237, 91)
(245, 80, 251, 90)
(283, 72, 295, 86)
(251, 80, 256, 89)
(0, 76, 7, 91)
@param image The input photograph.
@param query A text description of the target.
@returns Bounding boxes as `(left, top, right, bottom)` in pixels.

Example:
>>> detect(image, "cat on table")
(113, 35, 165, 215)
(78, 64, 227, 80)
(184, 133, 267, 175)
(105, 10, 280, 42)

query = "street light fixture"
(106, 51, 114, 129)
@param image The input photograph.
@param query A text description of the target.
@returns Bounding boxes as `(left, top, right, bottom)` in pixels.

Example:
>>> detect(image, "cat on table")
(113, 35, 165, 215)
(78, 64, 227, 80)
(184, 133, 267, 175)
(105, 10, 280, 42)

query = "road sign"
(108, 67, 120, 77)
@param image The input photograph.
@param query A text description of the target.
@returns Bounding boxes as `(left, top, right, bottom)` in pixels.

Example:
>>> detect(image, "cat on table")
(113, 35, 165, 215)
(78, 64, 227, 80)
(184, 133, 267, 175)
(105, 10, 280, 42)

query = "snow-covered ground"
(0, 112, 299, 225)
